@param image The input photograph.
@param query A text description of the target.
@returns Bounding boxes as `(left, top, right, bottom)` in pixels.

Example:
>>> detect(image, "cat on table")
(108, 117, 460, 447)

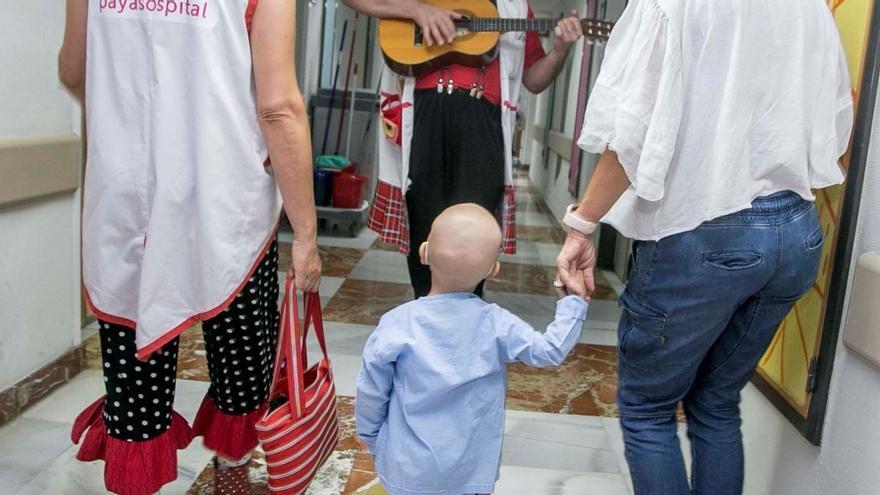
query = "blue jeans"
(617, 191, 824, 495)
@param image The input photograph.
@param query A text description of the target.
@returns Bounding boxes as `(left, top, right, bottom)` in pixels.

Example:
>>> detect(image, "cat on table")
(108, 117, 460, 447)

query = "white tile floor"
(494, 467, 629, 495)
(516, 211, 555, 228)
(347, 250, 411, 285)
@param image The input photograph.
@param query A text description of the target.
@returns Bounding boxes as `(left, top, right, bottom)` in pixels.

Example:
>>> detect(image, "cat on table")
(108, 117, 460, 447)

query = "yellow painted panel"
(834, 0, 873, 87)
(758, 0, 872, 413)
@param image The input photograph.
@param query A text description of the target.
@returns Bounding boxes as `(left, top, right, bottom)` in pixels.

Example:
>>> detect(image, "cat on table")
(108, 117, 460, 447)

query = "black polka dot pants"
(98, 240, 280, 443)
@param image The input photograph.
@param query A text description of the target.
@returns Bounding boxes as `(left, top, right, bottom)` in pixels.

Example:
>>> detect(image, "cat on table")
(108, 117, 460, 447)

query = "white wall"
(0, 1, 82, 390)
(0, 197, 81, 390)
(735, 89, 880, 495)
(0, 2, 79, 138)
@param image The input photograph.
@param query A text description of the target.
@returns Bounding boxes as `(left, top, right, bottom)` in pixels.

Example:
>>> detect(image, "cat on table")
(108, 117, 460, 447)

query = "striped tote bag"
(255, 278, 339, 494)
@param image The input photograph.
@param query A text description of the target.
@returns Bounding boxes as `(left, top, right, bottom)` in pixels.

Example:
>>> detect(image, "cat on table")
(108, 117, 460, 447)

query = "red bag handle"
(270, 278, 330, 418)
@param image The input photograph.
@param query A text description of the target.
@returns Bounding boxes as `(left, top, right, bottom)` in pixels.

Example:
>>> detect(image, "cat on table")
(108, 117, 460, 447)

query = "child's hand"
(554, 274, 589, 300)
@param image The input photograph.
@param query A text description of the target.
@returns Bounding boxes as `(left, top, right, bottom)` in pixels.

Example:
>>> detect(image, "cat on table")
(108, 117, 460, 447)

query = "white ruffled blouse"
(578, 0, 854, 241)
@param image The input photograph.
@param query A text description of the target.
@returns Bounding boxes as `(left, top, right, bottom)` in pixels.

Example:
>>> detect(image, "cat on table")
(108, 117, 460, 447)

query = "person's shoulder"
(376, 300, 418, 328)
(365, 301, 418, 353)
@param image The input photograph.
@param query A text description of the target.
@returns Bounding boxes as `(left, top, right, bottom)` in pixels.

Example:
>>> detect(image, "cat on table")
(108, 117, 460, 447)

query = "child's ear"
(419, 242, 429, 266)
(487, 260, 501, 280)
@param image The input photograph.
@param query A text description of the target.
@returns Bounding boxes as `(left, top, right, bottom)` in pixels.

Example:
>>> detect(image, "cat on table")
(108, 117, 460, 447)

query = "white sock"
(215, 453, 252, 471)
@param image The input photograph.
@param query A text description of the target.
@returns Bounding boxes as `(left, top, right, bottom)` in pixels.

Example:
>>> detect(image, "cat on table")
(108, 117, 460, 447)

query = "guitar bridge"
(414, 26, 423, 46)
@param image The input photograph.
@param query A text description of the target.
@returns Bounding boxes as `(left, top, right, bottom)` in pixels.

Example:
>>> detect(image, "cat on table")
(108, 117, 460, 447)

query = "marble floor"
(0, 170, 641, 495)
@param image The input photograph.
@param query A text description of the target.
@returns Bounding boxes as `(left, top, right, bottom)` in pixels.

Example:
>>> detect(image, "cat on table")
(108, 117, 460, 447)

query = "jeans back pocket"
(702, 250, 764, 271)
(805, 225, 825, 252)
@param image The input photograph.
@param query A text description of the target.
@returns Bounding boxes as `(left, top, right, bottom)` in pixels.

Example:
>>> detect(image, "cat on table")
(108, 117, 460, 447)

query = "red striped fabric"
(255, 280, 339, 494)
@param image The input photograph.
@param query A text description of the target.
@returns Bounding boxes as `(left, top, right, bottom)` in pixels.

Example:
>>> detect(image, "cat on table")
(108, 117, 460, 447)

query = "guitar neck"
(466, 17, 558, 33)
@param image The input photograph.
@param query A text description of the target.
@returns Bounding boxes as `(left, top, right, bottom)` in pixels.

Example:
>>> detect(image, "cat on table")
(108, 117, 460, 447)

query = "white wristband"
(563, 204, 599, 236)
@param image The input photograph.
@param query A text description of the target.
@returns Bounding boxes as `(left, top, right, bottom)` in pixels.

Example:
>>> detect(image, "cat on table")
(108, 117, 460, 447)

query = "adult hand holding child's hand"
(556, 230, 596, 300)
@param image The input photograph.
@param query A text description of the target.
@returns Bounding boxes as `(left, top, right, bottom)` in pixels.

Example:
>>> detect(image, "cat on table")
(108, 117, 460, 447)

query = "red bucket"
(331, 171, 366, 209)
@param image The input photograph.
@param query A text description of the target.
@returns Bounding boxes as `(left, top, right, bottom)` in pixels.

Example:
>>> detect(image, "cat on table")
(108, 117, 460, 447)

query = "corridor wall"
(0, 2, 82, 393)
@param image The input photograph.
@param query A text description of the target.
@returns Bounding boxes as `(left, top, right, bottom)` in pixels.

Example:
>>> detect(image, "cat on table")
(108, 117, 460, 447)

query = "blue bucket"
(314, 170, 333, 207)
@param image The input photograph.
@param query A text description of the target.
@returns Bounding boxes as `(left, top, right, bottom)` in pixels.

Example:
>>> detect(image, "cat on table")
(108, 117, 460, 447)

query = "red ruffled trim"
(192, 395, 267, 461)
(71, 397, 193, 495)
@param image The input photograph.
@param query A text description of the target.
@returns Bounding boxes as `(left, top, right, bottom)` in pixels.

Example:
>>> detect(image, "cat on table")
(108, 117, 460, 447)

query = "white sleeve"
(808, 18, 854, 184)
(577, 0, 683, 202)
(833, 40, 854, 161)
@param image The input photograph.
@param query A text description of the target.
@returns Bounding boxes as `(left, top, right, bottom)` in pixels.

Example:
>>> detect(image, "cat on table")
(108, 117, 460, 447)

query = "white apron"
(82, 0, 282, 359)
(371, 0, 528, 255)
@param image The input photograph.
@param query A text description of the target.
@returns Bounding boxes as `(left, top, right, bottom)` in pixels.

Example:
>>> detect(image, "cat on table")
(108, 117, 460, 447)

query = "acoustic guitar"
(378, 0, 614, 77)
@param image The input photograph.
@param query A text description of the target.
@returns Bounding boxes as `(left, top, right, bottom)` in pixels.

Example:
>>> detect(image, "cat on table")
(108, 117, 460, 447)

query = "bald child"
(356, 204, 589, 495)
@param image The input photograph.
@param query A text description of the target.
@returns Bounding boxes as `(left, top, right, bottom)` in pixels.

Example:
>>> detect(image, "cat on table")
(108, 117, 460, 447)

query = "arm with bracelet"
(556, 149, 631, 298)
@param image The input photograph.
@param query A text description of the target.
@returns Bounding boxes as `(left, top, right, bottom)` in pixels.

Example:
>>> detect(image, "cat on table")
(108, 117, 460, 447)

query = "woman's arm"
(556, 150, 631, 298)
(251, 0, 321, 292)
(59, 0, 88, 104)
(575, 149, 631, 221)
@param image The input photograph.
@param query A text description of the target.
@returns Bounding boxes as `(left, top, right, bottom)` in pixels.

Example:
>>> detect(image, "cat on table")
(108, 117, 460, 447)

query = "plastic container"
(313, 170, 333, 207)
(331, 171, 367, 209)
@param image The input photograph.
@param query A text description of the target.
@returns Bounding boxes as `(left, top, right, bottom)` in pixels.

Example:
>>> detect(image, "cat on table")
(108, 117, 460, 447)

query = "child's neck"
(427, 278, 476, 296)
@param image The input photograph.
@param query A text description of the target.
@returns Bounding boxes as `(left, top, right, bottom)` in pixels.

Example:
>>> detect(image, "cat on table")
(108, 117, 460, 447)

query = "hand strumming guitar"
(340, 0, 462, 47)
(413, 1, 462, 47)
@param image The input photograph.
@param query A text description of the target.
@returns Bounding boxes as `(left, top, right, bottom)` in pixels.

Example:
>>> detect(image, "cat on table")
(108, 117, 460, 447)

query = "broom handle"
(320, 20, 348, 156)
(353, 73, 383, 176)
(335, 13, 360, 155)
(345, 64, 359, 157)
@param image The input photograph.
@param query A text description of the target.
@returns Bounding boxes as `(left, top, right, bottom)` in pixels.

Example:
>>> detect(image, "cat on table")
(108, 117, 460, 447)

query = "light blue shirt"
(356, 293, 588, 495)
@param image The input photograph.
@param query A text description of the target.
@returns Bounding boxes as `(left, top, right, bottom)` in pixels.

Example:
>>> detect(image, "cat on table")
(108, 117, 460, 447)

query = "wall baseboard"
(0, 345, 85, 427)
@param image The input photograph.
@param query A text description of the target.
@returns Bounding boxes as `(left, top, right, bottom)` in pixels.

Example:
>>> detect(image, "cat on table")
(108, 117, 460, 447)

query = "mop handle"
(345, 64, 359, 157)
(353, 72, 384, 176)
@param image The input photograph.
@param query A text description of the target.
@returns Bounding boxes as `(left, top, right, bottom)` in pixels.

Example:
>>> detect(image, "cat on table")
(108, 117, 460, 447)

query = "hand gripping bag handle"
(269, 278, 330, 418)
